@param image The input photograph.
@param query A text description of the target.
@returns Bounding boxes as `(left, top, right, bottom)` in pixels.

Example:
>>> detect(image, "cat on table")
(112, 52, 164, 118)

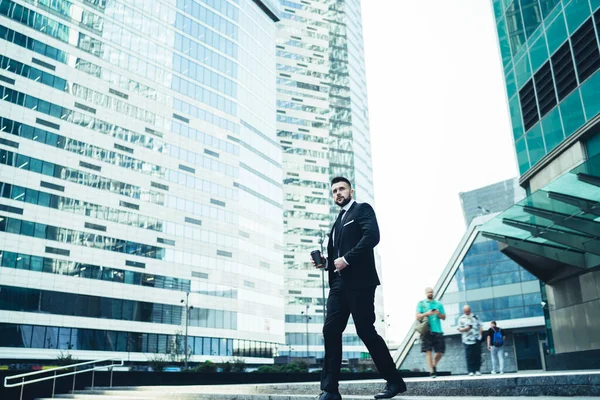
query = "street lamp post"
(381, 314, 391, 346)
(180, 292, 193, 369)
(301, 304, 311, 359)
(318, 230, 327, 314)
(477, 206, 491, 215)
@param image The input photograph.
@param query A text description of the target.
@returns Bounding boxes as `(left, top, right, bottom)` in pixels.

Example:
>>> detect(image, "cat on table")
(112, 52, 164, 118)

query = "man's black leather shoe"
(317, 391, 342, 400)
(374, 381, 407, 399)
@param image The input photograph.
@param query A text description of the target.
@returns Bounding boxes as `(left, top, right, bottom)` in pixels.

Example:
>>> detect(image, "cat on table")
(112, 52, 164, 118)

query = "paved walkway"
(36, 370, 600, 399)
(401, 368, 600, 382)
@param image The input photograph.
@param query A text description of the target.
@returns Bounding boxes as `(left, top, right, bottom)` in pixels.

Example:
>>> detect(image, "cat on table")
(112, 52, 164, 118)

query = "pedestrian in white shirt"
(457, 305, 483, 376)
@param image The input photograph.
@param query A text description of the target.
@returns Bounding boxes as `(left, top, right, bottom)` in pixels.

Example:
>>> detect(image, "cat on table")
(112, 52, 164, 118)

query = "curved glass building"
(480, 0, 600, 368)
(0, 0, 285, 363)
(277, 0, 386, 361)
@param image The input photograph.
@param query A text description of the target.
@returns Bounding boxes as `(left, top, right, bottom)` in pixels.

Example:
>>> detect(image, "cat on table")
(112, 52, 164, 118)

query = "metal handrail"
(4, 357, 123, 400)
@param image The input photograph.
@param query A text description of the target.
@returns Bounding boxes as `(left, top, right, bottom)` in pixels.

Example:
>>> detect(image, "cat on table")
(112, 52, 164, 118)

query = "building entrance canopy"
(480, 153, 600, 284)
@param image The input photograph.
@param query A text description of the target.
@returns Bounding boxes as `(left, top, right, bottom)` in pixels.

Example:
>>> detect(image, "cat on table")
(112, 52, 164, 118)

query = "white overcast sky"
(361, 1, 518, 341)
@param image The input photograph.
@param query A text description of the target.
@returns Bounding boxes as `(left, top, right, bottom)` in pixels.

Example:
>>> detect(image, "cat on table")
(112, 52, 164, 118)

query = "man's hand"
(488, 345, 492, 351)
(333, 257, 348, 273)
(310, 256, 326, 269)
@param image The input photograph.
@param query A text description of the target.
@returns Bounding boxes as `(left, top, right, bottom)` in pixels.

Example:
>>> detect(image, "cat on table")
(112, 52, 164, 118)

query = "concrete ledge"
(61, 370, 600, 398)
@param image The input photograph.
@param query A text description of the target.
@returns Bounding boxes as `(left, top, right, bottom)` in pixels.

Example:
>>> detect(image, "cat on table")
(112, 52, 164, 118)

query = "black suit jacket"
(327, 201, 381, 289)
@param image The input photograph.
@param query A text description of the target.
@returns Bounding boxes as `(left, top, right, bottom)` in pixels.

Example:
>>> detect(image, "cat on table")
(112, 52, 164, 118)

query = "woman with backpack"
(487, 321, 505, 374)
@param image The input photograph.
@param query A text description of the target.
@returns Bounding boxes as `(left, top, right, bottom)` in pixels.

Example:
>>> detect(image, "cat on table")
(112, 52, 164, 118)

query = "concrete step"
(40, 395, 379, 400)
(37, 396, 600, 400)
(35, 370, 600, 399)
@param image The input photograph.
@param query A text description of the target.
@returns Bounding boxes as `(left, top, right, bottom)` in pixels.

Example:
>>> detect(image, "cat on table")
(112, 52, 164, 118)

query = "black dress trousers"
(320, 277, 403, 393)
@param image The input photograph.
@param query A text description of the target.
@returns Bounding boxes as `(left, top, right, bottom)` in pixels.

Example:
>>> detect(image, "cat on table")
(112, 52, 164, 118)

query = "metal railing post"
(4, 357, 123, 398)
(72, 366, 76, 394)
(52, 370, 57, 398)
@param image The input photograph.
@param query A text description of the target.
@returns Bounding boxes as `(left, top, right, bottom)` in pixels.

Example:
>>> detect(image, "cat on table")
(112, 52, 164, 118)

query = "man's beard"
(337, 196, 352, 208)
(427, 295, 434, 300)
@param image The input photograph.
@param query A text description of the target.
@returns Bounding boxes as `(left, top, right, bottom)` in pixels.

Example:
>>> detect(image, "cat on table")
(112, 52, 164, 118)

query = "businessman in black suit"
(311, 177, 406, 400)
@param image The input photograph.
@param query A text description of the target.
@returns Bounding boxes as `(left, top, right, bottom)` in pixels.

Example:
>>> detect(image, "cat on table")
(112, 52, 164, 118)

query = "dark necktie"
(334, 209, 346, 248)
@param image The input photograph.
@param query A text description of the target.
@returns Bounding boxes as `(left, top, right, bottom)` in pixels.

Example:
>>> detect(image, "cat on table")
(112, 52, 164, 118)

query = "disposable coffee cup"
(310, 250, 324, 267)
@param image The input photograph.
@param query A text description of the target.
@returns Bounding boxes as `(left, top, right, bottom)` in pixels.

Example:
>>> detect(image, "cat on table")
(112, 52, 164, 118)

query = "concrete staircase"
(37, 371, 600, 399)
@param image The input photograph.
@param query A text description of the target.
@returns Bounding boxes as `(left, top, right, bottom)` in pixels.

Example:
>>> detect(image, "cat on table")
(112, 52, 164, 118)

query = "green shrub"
(147, 354, 167, 372)
(280, 361, 308, 373)
(221, 361, 232, 372)
(54, 351, 76, 367)
(193, 360, 217, 372)
(255, 365, 276, 373)
(254, 361, 308, 373)
(230, 357, 246, 372)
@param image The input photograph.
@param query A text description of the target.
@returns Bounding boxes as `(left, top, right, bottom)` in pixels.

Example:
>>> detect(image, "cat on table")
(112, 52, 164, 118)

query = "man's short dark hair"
(331, 176, 352, 187)
(491, 320, 497, 325)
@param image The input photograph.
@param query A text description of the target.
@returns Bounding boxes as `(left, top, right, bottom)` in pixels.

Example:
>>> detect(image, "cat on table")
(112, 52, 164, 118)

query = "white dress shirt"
(334, 198, 355, 266)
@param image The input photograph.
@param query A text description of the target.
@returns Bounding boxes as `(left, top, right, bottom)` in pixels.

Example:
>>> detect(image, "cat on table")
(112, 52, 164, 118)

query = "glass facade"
(0, 323, 277, 358)
(396, 203, 546, 373)
(478, 151, 600, 356)
(444, 179, 543, 330)
(277, 0, 384, 360)
(325, 0, 385, 343)
(0, 0, 285, 362)
(485, 0, 600, 361)
(439, 233, 543, 332)
(492, 0, 600, 175)
(277, 0, 333, 359)
(459, 178, 527, 226)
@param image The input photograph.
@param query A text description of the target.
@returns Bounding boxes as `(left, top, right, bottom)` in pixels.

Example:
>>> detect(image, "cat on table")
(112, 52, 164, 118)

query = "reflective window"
(0, 285, 182, 324)
(0, 324, 276, 357)
(0, 1, 240, 132)
(1, 117, 238, 199)
(0, 214, 165, 259)
(440, 233, 542, 328)
(0, 250, 191, 292)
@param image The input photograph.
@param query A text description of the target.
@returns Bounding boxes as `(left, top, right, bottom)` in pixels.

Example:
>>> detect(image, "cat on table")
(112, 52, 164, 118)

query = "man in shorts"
(416, 287, 446, 378)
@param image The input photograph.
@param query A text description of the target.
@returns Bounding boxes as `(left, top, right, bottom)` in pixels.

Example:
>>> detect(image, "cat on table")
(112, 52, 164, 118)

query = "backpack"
(414, 301, 430, 335)
(492, 328, 503, 346)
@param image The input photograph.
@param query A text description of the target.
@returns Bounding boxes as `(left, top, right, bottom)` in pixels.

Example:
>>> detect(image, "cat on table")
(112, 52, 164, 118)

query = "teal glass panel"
(515, 136, 530, 175)
(526, 123, 546, 167)
(497, 17, 513, 68)
(527, 21, 544, 44)
(540, 0, 561, 19)
(545, 12, 568, 55)
(509, 96, 524, 140)
(564, 0, 593, 34)
(529, 35, 549, 73)
(586, 133, 600, 158)
(521, 0, 543, 38)
(480, 152, 600, 272)
(560, 89, 586, 137)
(506, 69, 517, 99)
(504, 60, 514, 75)
(514, 53, 531, 89)
(493, 0, 505, 20)
(580, 70, 600, 120)
(592, 0, 600, 12)
(541, 107, 564, 152)
(506, 1, 526, 55)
